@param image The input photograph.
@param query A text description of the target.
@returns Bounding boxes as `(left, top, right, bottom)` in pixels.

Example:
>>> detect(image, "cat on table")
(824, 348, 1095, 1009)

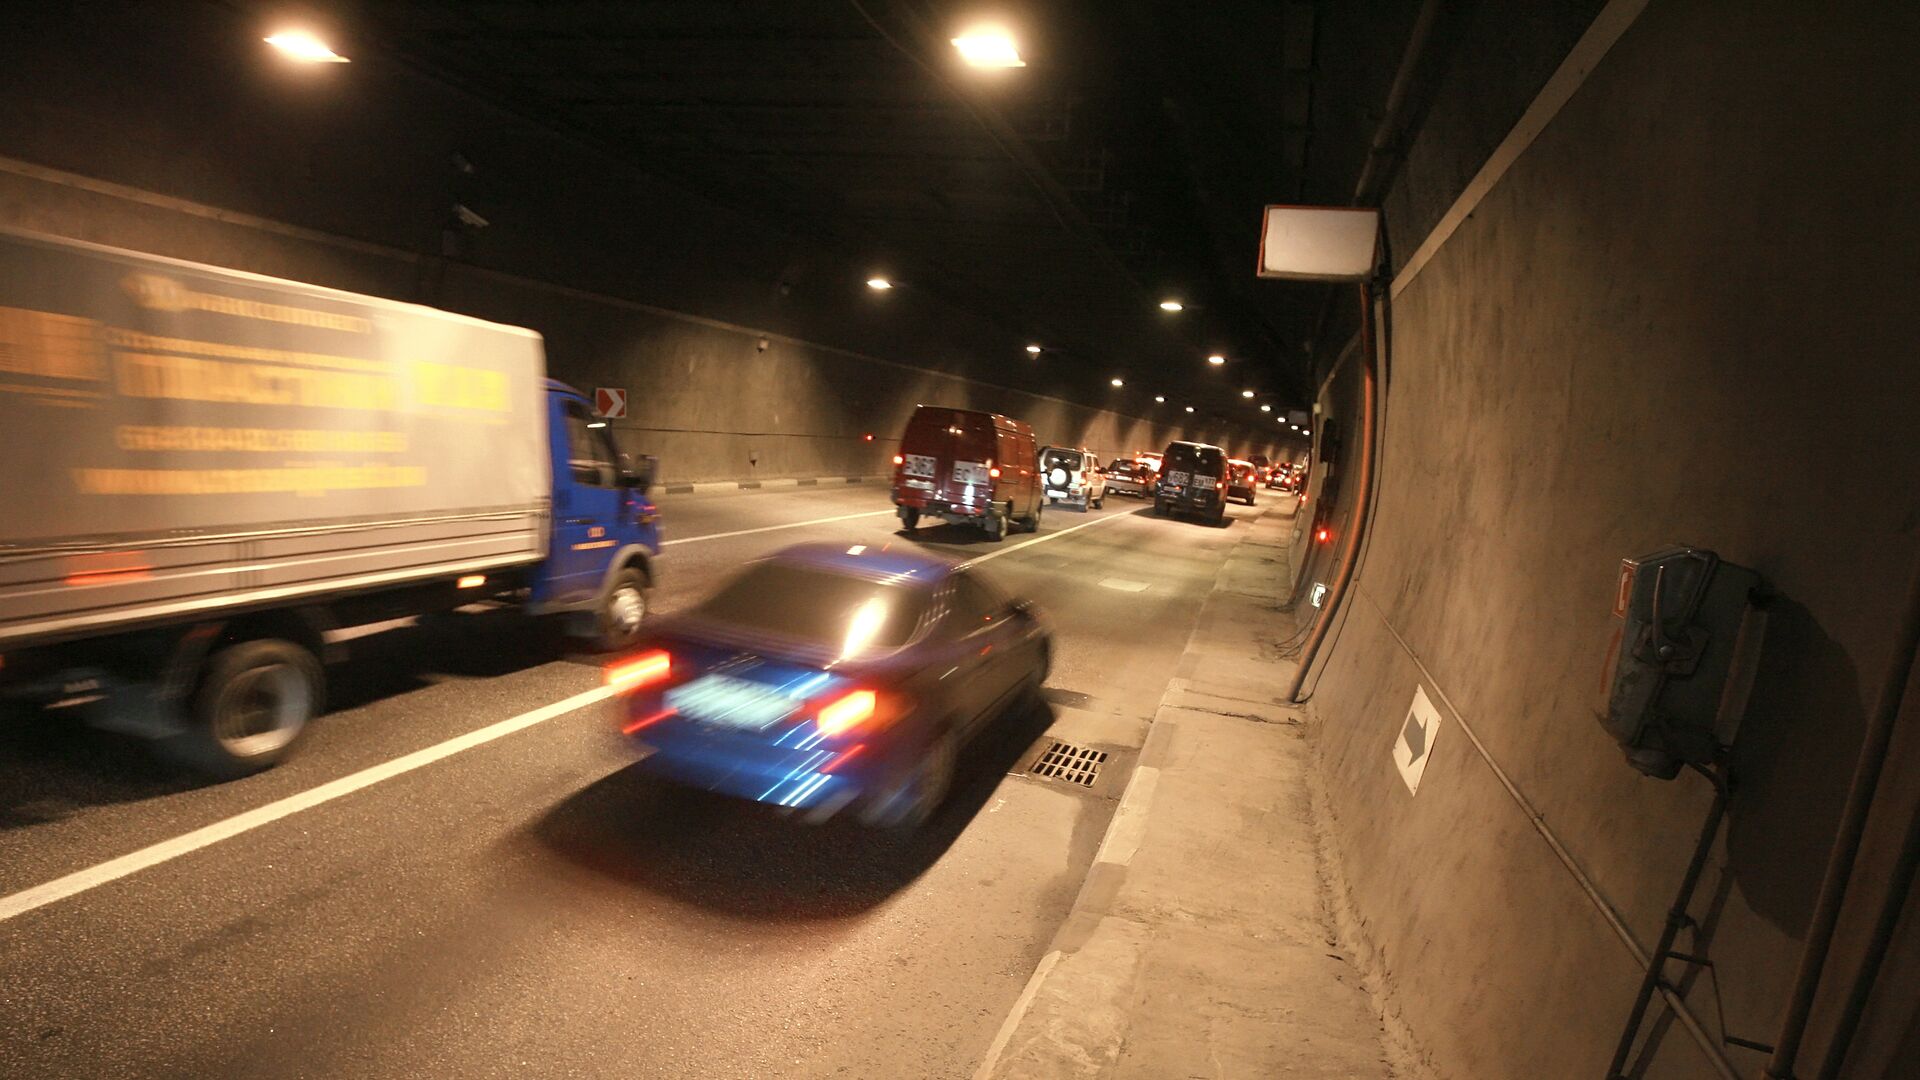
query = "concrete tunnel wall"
(0, 1, 1278, 486)
(1297, 3, 1920, 1078)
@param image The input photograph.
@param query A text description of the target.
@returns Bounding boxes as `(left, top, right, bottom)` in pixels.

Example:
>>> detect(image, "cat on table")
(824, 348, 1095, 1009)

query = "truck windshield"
(692, 562, 929, 652)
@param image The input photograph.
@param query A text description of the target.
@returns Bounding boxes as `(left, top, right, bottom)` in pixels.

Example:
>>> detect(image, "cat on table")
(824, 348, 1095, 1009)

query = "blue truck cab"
(528, 380, 662, 649)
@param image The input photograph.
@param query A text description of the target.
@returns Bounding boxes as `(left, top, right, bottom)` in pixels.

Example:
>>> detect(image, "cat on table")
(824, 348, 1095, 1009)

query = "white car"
(1040, 445, 1107, 511)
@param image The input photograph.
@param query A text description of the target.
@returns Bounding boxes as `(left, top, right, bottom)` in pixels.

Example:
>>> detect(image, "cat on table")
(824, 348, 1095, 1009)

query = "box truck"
(0, 228, 660, 776)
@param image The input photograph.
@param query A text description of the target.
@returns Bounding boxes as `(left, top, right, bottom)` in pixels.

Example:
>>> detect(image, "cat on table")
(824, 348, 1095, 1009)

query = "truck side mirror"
(619, 454, 656, 494)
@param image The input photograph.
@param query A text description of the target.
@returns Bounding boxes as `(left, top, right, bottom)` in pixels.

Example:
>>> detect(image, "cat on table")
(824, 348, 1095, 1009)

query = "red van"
(891, 405, 1043, 541)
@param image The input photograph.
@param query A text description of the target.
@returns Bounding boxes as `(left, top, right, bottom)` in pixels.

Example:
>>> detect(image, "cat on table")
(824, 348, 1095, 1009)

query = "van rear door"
(896, 406, 996, 514)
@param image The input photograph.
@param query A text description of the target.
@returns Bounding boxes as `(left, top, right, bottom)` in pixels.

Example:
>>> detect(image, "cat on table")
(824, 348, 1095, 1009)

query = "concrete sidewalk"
(977, 505, 1407, 1080)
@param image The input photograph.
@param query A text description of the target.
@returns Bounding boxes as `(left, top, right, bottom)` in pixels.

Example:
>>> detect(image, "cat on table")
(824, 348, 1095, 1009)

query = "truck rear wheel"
(898, 505, 920, 531)
(157, 639, 322, 780)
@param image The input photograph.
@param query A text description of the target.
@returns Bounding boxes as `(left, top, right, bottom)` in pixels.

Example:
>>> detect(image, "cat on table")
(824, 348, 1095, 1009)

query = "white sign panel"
(1392, 685, 1444, 796)
(594, 387, 628, 419)
(1257, 205, 1380, 282)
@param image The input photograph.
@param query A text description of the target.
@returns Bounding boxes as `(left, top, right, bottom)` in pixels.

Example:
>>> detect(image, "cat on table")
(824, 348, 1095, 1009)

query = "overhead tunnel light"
(1241, 389, 1255, 399)
(1184, 406, 1195, 414)
(1207, 354, 1225, 365)
(1159, 299, 1185, 312)
(1110, 377, 1125, 387)
(952, 30, 1027, 68)
(1260, 404, 1272, 413)
(866, 277, 894, 290)
(1154, 395, 1165, 403)
(1025, 343, 1041, 354)
(265, 30, 349, 63)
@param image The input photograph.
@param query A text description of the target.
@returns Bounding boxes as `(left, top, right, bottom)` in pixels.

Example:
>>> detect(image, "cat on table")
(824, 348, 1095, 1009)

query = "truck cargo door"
(548, 396, 624, 604)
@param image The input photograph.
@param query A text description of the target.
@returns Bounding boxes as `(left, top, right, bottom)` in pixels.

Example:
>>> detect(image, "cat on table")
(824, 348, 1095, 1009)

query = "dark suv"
(1152, 441, 1228, 524)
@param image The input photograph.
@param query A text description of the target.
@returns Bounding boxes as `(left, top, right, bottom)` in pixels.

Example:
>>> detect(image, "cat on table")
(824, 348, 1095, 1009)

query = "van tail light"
(605, 649, 671, 693)
(989, 467, 1001, 478)
(892, 454, 904, 465)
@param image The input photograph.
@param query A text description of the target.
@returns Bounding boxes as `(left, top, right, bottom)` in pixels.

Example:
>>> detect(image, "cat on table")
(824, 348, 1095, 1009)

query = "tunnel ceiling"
(337, 0, 1417, 411)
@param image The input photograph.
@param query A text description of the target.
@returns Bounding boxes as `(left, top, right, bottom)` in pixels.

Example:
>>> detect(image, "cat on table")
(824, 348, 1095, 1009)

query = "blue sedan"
(605, 542, 1051, 827)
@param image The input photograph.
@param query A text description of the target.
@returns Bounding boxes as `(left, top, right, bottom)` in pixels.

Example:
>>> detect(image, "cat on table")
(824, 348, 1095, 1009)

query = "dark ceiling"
(334, 0, 1418, 412)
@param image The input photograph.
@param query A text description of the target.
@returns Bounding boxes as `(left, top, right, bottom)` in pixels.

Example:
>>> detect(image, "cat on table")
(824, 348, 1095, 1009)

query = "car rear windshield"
(1163, 444, 1225, 474)
(1041, 448, 1083, 472)
(692, 562, 930, 651)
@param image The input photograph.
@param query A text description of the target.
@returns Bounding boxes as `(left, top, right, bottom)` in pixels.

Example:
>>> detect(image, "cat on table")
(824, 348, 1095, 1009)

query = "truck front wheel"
(590, 567, 649, 651)
(158, 639, 322, 779)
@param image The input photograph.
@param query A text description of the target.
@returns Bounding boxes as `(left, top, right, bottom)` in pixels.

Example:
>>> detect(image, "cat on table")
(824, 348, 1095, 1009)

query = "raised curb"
(659, 473, 888, 495)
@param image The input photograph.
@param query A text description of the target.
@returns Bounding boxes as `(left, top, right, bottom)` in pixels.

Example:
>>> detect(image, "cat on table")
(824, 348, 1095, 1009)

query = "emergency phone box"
(1600, 547, 1762, 779)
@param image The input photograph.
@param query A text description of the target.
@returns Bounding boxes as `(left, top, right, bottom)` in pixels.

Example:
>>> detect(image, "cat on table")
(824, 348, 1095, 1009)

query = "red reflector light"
(864, 433, 875, 442)
(892, 454, 905, 465)
(605, 649, 671, 692)
(1315, 526, 1332, 543)
(815, 689, 877, 736)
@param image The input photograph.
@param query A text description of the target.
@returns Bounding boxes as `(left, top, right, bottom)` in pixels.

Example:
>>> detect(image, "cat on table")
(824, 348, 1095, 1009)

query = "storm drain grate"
(1029, 741, 1109, 786)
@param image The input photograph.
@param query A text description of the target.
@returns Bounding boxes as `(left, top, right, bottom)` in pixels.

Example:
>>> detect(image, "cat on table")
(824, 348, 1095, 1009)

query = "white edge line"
(660, 509, 895, 547)
(972, 949, 1064, 1080)
(0, 685, 617, 924)
(1391, 0, 1652, 299)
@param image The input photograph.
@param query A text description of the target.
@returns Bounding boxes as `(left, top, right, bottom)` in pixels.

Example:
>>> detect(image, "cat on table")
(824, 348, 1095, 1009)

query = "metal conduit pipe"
(1767, 545, 1920, 1078)
(1818, 781, 1920, 1079)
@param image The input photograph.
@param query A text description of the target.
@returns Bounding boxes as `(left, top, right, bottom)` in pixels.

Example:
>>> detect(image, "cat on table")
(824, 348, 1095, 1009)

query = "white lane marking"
(661, 509, 894, 547)
(972, 949, 1063, 1080)
(1099, 578, 1149, 593)
(963, 507, 1134, 567)
(0, 685, 617, 925)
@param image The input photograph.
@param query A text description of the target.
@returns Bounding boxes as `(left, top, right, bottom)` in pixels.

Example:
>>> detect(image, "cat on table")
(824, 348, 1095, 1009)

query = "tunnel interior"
(1, 2, 1917, 1078)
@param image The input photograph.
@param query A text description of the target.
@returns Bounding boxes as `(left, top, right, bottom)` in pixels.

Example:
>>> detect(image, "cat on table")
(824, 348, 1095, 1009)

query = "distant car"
(1226, 459, 1258, 505)
(1269, 463, 1303, 493)
(1040, 445, 1106, 511)
(1103, 459, 1154, 498)
(891, 405, 1042, 541)
(1135, 451, 1164, 479)
(607, 543, 1051, 828)
(1153, 441, 1228, 524)
(1248, 454, 1271, 484)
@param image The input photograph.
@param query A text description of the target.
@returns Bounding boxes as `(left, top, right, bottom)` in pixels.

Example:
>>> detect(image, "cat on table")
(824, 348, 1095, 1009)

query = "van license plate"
(904, 479, 933, 490)
(903, 454, 935, 478)
(953, 461, 991, 486)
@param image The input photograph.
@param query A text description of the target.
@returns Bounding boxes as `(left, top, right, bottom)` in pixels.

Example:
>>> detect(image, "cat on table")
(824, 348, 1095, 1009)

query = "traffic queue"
(602, 402, 1306, 830)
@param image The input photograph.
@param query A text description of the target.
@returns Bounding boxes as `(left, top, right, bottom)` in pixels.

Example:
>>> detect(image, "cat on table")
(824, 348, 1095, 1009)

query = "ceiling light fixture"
(1154, 395, 1166, 403)
(1159, 299, 1185, 312)
(1260, 404, 1272, 413)
(1241, 389, 1255, 399)
(865, 277, 893, 290)
(264, 30, 349, 63)
(1207, 354, 1225, 365)
(1185, 406, 1195, 413)
(1110, 377, 1125, 387)
(1025, 344, 1041, 355)
(951, 29, 1027, 68)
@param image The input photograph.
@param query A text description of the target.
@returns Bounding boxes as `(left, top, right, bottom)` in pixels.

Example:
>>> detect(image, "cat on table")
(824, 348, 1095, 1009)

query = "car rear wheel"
(863, 725, 957, 830)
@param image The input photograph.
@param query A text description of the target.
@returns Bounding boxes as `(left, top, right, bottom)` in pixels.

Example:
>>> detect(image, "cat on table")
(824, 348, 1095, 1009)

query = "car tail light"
(988, 467, 1001, 478)
(1217, 479, 1226, 491)
(605, 649, 671, 693)
(814, 689, 878, 736)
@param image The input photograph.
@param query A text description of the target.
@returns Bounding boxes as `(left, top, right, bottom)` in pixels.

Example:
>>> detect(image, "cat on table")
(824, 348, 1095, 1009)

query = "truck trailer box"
(0, 227, 549, 650)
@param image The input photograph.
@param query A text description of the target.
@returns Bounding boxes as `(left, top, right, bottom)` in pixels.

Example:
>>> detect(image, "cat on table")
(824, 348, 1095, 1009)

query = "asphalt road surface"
(0, 482, 1266, 1079)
